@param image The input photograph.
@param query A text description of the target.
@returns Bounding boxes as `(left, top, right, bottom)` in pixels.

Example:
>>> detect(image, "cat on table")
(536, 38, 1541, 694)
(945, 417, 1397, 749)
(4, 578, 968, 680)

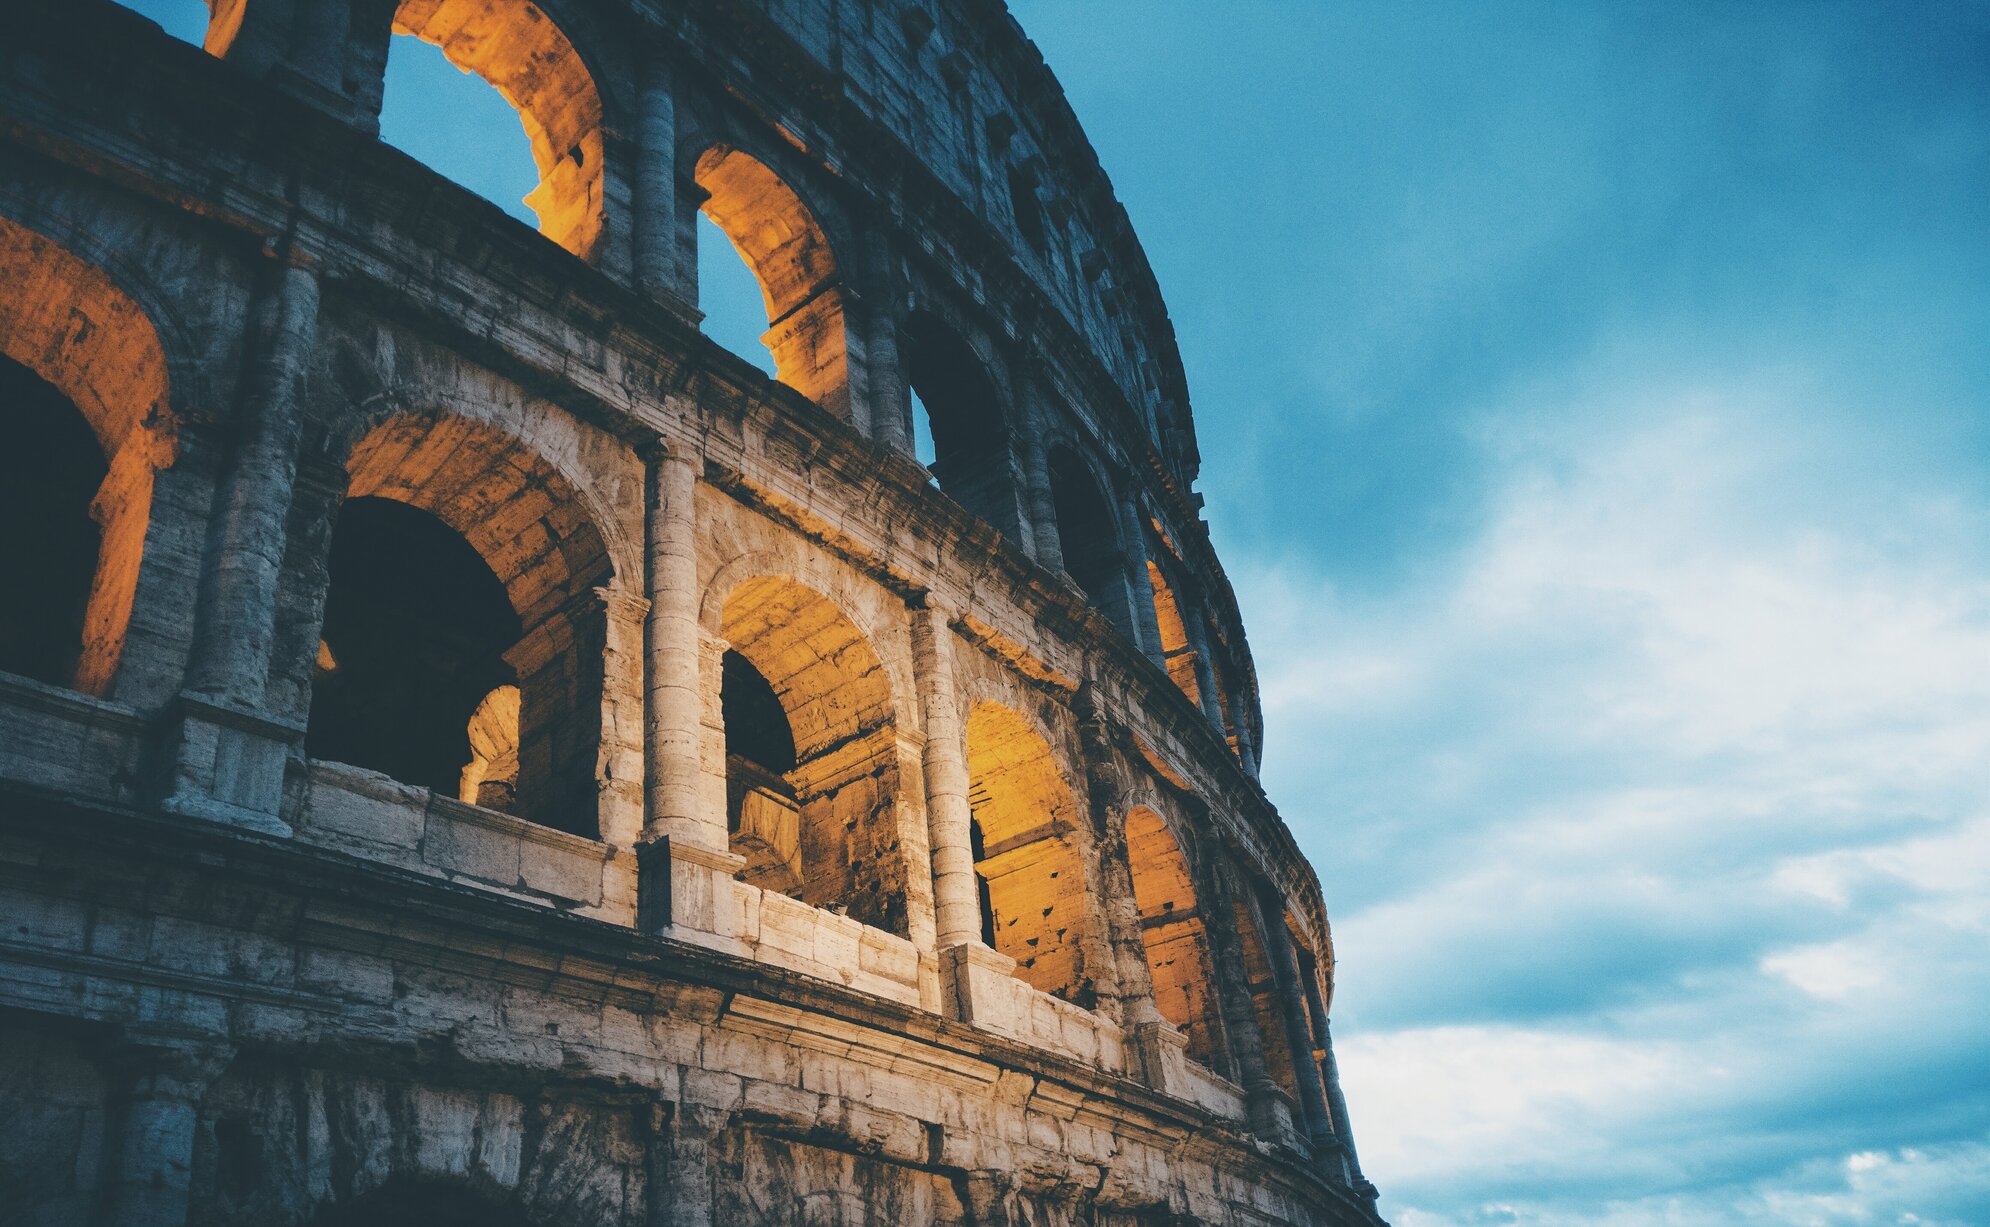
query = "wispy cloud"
(1241, 349, 1990, 1220)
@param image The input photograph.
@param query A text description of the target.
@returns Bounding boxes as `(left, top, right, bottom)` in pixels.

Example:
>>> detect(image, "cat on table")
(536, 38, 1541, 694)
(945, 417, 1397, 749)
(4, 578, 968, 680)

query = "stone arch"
(714, 573, 909, 937)
(309, 411, 620, 839)
(1047, 444, 1136, 640)
(1143, 553, 1202, 707)
(965, 701, 1093, 1003)
(1126, 805, 1225, 1069)
(0, 216, 176, 696)
(694, 146, 850, 417)
(901, 310, 1015, 526)
(389, 0, 607, 258)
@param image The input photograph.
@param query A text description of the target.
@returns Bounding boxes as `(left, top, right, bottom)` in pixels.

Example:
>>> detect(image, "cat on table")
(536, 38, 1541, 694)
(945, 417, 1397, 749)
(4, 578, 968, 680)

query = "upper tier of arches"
(130, 0, 1263, 759)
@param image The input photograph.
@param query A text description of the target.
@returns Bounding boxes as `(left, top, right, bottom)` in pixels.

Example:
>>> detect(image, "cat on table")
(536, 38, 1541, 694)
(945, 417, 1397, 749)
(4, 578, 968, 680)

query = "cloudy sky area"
(125, 1, 1990, 1222)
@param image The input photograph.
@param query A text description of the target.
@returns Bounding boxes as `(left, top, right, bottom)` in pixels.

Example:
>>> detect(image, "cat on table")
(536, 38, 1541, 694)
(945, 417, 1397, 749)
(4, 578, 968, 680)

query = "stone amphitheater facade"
(0, 0, 1385, 1223)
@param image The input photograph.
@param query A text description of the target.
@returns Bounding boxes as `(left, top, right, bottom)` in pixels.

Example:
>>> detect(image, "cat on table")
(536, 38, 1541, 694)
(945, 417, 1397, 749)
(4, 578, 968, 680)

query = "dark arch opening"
(0, 355, 107, 687)
(718, 577, 905, 931)
(310, 1177, 537, 1227)
(307, 497, 521, 798)
(1048, 447, 1134, 638)
(902, 313, 1012, 525)
(722, 648, 796, 776)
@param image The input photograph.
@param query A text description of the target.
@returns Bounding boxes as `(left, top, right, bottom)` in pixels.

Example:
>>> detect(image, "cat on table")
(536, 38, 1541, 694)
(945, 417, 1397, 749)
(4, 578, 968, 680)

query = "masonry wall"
(0, 1, 1378, 1223)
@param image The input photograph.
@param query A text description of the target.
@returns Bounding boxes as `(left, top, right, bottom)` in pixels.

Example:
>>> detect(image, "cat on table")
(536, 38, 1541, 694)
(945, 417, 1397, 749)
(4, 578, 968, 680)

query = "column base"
(159, 692, 300, 837)
(638, 832, 748, 943)
(1128, 1019, 1192, 1098)
(940, 942, 1019, 1029)
(1245, 1081, 1303, 1150)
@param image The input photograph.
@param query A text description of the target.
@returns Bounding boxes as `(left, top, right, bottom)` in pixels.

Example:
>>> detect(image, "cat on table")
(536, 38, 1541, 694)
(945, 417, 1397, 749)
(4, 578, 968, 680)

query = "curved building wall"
(0, 1, 1380, 1224)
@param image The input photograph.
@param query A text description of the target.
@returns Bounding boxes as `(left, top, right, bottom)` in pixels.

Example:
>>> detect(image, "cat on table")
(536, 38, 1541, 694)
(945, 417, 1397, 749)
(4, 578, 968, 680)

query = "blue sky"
(123, 2, 1990, 1223)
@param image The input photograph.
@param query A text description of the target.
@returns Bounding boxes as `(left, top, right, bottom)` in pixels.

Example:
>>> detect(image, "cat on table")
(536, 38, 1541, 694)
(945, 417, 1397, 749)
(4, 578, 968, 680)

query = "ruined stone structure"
(0, 0, 1385, 1222)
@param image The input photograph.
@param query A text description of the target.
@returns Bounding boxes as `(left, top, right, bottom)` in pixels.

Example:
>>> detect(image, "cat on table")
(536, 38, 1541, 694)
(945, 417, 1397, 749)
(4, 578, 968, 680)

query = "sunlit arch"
(1126, 805, 1225, 1068)
(312, 411, 617, 837)
(716, 573, 908, 936)
(0, 216, 176, 696)
(390, 0, 607, 258)
(965, 700, 1093, 1003)
(694, 147, 850, 417)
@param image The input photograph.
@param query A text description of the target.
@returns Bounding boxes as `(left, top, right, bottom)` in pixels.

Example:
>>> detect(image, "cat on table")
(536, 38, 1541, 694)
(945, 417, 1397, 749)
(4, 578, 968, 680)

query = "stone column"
(101, 1033, 232, 1227)
(1183, 607, 1229, 729)
(185, 258, 317, 706)
(166, 255, 320, 834)
(866, 303, 910, 455)
(1252, 882, 1337, 1150)
(908, 598, 979, 950)
(1117, 497, 1166, 667)
(634, 54, 686, 304)
(908, 596, 1019, 1022)
(595, 585, 651, 853)
(1018, 375, 1064, 575)
(1201, 849, 1298, 1144)
(1300, 965, 1373, 1194)
(639, 442, 742, 937)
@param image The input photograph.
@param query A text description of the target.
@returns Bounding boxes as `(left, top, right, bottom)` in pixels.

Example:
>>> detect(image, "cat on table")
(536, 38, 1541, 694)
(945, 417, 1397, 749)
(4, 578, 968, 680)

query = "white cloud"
(1238, 355, 1990, 1224)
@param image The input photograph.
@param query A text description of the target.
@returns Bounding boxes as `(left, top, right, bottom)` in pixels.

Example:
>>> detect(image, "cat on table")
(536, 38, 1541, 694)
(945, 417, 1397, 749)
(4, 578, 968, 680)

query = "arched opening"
(1126, 807, 1224, 1070)
(695, 148, 849, 417)
(718, 576, 906, 936)
(965, 702, 1091, 1004)
(721, 648, 801, 894)
(384, 0, 606, 259)
(0, 358, 107, 687)
(308, 497, 520, 799)
(0, 217, 174, 698)
(697, 213, 779, 381)
(901, 313, 1013, 524)
(1144, 559, 1202, 706)
(311, 1178, 537, 1227)
(1048, 447, 1133, 639)
(309, 413, 615, 838)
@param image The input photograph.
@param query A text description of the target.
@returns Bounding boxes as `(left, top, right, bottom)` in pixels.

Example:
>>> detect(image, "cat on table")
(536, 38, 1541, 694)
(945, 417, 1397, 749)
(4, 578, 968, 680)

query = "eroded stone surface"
(0, 0, 1380, 1222)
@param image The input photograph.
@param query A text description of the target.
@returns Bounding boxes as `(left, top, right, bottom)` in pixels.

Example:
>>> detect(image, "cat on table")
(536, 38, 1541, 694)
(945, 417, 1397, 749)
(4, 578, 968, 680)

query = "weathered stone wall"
(0, 0, 1378, 1222)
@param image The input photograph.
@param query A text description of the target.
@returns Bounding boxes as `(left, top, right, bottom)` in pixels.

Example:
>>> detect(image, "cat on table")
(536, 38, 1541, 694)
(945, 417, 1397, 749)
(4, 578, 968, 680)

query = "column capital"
(593, 584, 651, 625)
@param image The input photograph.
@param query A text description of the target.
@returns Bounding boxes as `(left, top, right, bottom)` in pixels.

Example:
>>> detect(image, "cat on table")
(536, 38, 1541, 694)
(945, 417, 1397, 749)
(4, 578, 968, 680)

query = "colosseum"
(0, 0, 1385, 1223)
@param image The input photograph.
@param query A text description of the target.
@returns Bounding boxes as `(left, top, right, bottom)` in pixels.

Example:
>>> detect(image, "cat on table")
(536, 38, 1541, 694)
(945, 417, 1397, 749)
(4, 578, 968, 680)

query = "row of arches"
(120, 0, 1254, 755)
(0, 188, 1290, 1096)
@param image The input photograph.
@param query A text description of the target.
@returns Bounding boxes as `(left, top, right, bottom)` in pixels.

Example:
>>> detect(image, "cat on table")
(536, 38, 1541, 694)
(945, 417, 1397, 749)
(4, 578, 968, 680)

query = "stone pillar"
(1253, 883, 1336, 1150)
(865, 300, 910, 455)
(639, 443, 742, 937)
(909, 597, 1022, 1022)
(595, 585, 651, 852)
(101, 1033, 232, 1227)
(908, 598, 979, 951)
(634, 54, 686, 304)
(652, 1101, 726, 1227)
(1184, 609, 1230, 729)
(185, 259, 317, 706)
(1118, 497, 1167, 668)
(1201, 850, 1298, 1144)
(1018, 377, 1064, 575)
(1319, 1019, 1379, 1202)
(1073, 683, 1151, 1033)
(165, 255, 320, 834)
